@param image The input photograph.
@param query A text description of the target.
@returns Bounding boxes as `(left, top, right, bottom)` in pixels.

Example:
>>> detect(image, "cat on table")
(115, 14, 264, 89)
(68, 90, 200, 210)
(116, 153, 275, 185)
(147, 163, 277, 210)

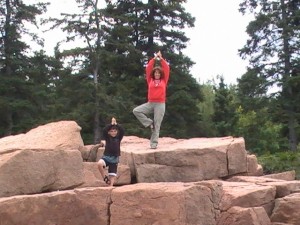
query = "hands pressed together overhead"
(155, 50, 162, 59)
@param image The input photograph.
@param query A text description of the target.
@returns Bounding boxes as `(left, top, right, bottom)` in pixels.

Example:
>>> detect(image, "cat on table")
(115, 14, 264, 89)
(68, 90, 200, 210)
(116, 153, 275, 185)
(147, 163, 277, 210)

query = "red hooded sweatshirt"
(145, 57, 170, 103)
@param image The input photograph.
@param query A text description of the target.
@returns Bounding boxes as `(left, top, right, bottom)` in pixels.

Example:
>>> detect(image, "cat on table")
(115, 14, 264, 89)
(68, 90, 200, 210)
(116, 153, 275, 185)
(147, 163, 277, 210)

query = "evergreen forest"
(1, 0, 300, 177)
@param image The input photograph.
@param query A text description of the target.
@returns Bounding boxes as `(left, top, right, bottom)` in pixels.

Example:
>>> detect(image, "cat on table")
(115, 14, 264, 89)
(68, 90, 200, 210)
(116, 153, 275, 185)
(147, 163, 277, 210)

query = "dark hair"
(151, 67, 164, 79)
(109, 125, 118, 131)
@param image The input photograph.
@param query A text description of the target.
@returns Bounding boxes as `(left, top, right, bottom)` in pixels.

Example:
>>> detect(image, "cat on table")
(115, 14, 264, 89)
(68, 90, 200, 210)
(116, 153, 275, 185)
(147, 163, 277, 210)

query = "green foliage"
(235, 68, 293, 154)
(239, 0, 300, 151)
(164, 89, 202, 138)
(0, 1, 48, 136)
(235, 106, 285, 154)
(212, 76, 237, 137)
(198, 83, 217, 137)
(1, 0, 298, 157)
(236, 69, 269, 111)
(39, 0, 201, 143)
(258, 151, 300, 179)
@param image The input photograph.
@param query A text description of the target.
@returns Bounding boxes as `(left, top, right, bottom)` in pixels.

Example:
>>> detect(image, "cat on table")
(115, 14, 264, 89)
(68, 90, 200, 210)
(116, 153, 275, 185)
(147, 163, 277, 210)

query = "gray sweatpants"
(133, 102, 165, 148)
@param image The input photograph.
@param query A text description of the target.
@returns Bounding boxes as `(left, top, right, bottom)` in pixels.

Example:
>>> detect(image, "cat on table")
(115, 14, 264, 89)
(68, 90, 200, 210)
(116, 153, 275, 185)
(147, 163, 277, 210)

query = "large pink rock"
(0, 121, 84, 154)
(79, 162, 131, 187)
(0, 121, 86, 197)
(227, 176, 300, 198)
(220, 181, 276, 211)
(0, 149, 84, 197)
(263, 171, 296, 181)
(0, 120, 299, 225)
(120, 136, 248, 183)
(110, 182, 221, 225)
(246, 154, 264, 176)
(0, 187, 112, 225)
(271, 193, 300, 224)
(217, 206, 271, 225)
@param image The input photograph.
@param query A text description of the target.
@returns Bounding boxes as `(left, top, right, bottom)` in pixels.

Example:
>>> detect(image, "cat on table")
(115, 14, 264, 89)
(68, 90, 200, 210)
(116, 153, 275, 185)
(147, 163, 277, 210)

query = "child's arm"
(102, 124, 111, 139)
(103, 117, 117, 138)
(116, 124, 125, 140)
(113, 117, 125, 140)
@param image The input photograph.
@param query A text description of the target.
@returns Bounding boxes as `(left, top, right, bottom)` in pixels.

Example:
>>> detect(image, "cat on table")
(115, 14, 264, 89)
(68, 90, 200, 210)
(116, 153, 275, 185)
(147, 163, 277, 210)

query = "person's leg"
(109, 176, 116, 186)
(97, 159, 108, 182)
(150, 103, 165, 149)
(133, 102, 154, 128)
(108, 163, 118, 186)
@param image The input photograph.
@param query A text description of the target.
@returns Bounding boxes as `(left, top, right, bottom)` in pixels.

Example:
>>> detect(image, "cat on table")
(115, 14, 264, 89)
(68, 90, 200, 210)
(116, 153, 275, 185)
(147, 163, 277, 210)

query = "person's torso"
(104, 136, 121, 156)
(148, 79, 167, 102)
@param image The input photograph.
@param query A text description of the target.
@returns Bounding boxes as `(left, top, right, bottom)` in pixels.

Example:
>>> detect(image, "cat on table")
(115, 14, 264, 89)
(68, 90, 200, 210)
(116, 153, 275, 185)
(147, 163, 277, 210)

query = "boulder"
(120, 136, 247, 183)
(0, 120, 84, 154)
(219, 181, 276, 211)
(271, 193, 300, 224)
(217, 206, 271, 225)
(0, 149, 84, 197)
(110, 182, 220, 225)
(79, 162, 131, 187)
(0, 121, 85, 197)
(0, 187, 112, 225)
(1, 120, 299, 225)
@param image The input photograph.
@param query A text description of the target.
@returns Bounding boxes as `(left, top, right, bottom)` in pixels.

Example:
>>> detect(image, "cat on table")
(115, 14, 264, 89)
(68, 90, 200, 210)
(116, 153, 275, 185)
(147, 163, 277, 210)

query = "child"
(97, 117, 124, 186)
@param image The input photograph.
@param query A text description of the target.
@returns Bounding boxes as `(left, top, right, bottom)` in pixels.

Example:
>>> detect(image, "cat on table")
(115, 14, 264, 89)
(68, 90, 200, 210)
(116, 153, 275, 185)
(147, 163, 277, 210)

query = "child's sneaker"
(103, 175, 110, 185)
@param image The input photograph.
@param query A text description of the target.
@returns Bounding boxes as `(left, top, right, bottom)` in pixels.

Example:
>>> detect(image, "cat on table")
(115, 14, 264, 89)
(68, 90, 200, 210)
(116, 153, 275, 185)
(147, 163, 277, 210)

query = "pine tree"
(44, 0, 204, 141)
(45, 0, 122, 143)
(212, 75, 236, 137)
(103, 0, 203, 138)
(239, 0, 300, 151)
(0, 0, 48, 136)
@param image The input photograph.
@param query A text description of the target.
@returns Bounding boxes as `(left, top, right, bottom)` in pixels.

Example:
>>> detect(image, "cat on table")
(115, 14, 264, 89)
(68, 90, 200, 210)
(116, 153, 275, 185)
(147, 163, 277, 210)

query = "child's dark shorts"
(101, 155, 119, 176)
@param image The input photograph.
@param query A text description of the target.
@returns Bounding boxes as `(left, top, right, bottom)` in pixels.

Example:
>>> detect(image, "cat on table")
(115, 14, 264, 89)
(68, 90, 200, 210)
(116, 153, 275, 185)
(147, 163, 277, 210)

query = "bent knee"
(133, 107, 138, 115)
(97, 159, 106, 167)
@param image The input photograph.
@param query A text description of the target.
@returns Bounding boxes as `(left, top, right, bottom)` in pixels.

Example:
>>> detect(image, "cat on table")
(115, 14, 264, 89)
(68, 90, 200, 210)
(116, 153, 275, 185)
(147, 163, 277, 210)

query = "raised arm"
(156, 51, 170, 83)
(160, 58, 170, 83)
(116, 124, 125, 141)
(102, 117, 124, 141)
(146, 51, 170, 83)
(145, 57, 156, 84)
(102, 117, 117, 139)
(113, 117, 124, 140)
(102, 124, 112, 139)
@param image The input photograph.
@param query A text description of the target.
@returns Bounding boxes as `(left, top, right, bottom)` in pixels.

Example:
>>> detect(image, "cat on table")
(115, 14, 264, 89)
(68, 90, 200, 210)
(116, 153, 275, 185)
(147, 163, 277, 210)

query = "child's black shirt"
(102, 124, 124, 156)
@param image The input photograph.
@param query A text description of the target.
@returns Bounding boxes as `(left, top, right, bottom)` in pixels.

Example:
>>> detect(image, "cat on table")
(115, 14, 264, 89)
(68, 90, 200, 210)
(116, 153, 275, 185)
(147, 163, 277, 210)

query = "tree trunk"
(4, 111, 13, 136)
(93, 68, 101, 144)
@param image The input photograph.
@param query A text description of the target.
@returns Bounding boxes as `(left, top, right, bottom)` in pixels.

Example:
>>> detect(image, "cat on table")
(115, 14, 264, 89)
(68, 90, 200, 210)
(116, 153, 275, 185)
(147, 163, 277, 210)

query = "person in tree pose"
(133, 50, 170, 149)
(97, 117, 124, 186)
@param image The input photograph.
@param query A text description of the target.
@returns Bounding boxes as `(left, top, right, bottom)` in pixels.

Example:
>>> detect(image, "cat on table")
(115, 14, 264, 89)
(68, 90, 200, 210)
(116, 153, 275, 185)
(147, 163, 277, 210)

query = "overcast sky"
(183, 0, 253, 84)
(37, 0, 253, 84)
